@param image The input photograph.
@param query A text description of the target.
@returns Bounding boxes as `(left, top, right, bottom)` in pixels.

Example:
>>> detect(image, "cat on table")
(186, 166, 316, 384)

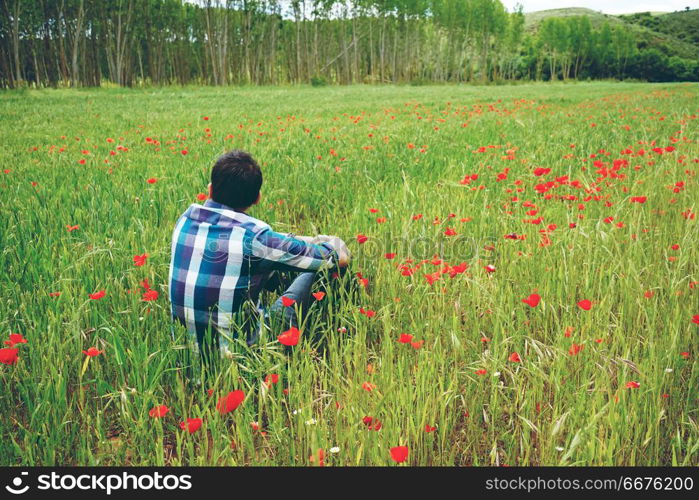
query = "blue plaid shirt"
(168, 199, 336, 347)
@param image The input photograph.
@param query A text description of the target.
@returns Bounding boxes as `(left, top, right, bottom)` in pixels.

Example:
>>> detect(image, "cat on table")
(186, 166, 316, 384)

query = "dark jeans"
(174, 272, 319, 374)
(265, 271, 318, 331)
(174, 269, 348, 383)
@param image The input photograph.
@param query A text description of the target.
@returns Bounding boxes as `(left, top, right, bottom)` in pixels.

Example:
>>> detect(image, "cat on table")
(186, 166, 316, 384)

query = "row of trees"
(0, 0, 696, 88)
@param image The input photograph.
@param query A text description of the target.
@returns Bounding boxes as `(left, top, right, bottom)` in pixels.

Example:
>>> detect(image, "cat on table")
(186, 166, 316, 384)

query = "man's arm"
(276, 233, 351, 268)
(279, 233, 315, 244)
(250, 229, 348, 273)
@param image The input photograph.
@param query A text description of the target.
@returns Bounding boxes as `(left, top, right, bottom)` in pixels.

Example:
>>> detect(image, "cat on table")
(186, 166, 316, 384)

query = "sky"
(499, 0, 698, 14)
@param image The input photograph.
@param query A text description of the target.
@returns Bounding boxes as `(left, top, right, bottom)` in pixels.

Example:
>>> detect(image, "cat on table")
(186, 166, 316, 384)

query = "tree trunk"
(70, 0, 85, 87)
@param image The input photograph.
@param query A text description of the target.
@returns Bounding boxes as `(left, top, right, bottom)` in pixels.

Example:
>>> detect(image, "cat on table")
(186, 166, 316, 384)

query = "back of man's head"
(210, 150, 263, 210)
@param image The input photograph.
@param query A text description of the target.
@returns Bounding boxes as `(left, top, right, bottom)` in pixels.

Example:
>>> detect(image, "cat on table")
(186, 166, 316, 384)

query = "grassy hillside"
(619, 9, 699, 45)
(525, 8, 699, 60)
(524, 7, 620, 30)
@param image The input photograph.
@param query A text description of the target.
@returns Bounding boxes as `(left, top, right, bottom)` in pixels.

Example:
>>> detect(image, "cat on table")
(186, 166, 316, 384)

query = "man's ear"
(253, 192, 261, 206)
(207, 183, 213, 199)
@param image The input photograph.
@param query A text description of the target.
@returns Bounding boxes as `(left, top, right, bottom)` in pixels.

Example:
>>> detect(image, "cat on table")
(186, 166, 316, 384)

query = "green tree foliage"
(0, 0, 696, 87)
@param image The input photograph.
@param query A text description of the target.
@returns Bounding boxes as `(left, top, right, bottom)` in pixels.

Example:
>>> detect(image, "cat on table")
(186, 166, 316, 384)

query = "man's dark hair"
(210, 150, 262, 210)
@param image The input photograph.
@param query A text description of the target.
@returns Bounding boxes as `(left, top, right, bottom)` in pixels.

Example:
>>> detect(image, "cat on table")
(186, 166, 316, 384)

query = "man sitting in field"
(168, 149, 349, 362)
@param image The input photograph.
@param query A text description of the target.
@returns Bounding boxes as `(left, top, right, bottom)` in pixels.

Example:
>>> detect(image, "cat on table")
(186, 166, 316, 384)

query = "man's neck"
(205, 199, 250, 214)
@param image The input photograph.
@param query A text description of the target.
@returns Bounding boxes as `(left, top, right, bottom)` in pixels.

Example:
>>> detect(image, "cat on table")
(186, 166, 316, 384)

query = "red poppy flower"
(692, 315, 699, 325)
(0, 348, 19, 365)
(400, 267, 414, 277)
(89, 290, 106, 300)
(362, 382, 376, 392)
(577, 299, 592, 311)
(149, 405, 169, 418)
(133, 253, 148, 266)
(425, 272, 440, 285)
(362, 416, 382, 431)
(444, 227, 457, 236)
(179, 418, 202, 433)
(569, 343, 584, 356)
(309, 448, 325, 467)
(66, 224, 79, 232)
(385, 253, 396, 259)
(521, 293, 540, 307)
(312, 291, 325, 301)
(398, 333, 413, 344)
(411, 340, 424, 350)
(4, 333, 27, 347)
(626, 381, 640, 389)
(142, 289, 159, 301)
(359, 307, 376, 318)
(484, 264, 496, 273)
(680, 352, 689, 359)
(281, 296, 295, 307)
(196, 193, 207, 201)
(216, 390, 245, 415)
(475, 369, 487, 375)
(82, 347, 103, 357)
(146, 178, 157, 184)
(265, 374, 279, 385)
(356, 234, 368, 244)
(390, 446, 409, 463)
(424, 425, 437, 433)
(278, 327, 301, 346)
(508, 352, 522, 363)
(49, 292, 61, 297)
(352, 272, 369, 287)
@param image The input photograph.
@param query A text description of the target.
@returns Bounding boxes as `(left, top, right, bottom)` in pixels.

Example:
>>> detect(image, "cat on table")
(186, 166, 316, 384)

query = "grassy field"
(0, 82, 697, 466)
